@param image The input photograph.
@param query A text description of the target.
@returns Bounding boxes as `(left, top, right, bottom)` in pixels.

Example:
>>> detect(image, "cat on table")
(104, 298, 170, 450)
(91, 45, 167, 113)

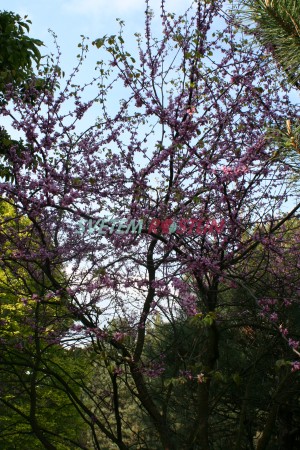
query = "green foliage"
(0, 11, 46, 181)
(0, 348, 89, 449)
(0, 11, 43, 92)
(0, 127, 30, 181)
(0, 200, 89, 448)
(265, 118, 300, 181)
(235, 1, 300, 173)
(237, 0, 300, 87)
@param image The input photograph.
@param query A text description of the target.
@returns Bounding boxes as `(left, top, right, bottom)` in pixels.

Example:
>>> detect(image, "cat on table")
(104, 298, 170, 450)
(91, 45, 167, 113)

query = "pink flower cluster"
(291, 361, 300, 372)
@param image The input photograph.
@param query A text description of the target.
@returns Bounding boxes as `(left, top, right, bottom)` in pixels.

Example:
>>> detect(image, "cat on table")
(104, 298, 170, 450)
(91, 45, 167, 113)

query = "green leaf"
(92, 36, 107, 48)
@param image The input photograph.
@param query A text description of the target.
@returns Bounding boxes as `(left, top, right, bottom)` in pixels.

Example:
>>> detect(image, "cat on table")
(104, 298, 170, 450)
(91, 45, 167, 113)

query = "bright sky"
(1, 0, 194, 73)
(1, 0, 200, 136)
(0, 0, 198, 146)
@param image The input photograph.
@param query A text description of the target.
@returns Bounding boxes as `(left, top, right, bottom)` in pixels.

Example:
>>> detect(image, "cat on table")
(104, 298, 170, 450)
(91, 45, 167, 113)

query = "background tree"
(0, 199, 89, 449)
(236, 0, 300, 87)
(0, 10, 46, 181)
(236, 0, 300, 174)
(0, 11, 43, 91)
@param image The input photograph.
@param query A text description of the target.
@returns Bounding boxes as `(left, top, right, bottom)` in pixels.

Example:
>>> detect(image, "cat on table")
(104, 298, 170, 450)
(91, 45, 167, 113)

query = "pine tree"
(239, 0, 300, 87)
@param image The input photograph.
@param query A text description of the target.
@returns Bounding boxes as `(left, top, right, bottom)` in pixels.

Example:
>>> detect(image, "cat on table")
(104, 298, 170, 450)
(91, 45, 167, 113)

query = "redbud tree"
(0, 0, 300, 448)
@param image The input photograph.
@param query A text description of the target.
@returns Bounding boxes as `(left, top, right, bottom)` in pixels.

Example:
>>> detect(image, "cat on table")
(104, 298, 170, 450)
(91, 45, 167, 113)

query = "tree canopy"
(0, 1, 300, 448)
(0, 11, 43, 91)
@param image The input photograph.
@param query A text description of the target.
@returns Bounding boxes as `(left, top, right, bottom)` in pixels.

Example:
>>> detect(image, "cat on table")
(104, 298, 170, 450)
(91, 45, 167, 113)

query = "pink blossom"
(291, 361, 300, 372)
(288, 339, 299, 350)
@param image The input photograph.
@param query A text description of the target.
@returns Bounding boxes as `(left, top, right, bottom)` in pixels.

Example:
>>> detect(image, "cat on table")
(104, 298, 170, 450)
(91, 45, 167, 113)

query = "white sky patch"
(63, 0, 145, 14)
(63, 0, 188, 16)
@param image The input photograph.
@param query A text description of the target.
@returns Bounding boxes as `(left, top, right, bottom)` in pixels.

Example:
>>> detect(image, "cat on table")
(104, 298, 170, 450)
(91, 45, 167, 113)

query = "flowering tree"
(1, 0, 300, 448)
